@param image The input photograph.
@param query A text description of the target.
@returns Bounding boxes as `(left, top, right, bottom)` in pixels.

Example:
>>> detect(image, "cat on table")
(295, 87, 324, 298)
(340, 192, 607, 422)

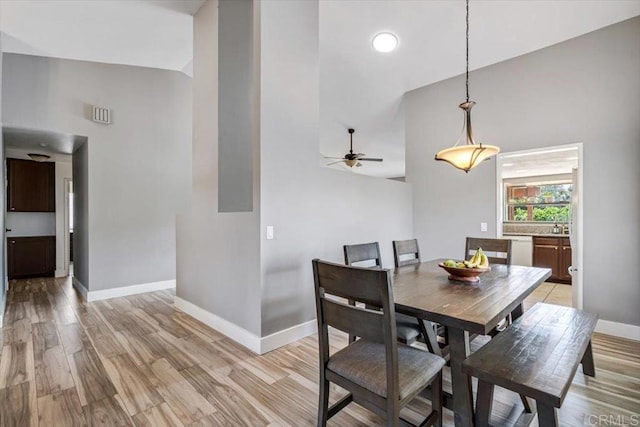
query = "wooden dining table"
(392, 259, 552, 427)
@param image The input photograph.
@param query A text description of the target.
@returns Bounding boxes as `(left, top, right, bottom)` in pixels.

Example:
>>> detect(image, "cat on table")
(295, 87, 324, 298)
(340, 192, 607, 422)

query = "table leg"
(511, 303, 524, 322)
(449, 327, 474, 427)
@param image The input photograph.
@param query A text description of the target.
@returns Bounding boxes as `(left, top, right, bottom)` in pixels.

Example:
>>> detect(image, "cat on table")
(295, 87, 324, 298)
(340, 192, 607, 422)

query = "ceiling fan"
(325, 128, 384, 168)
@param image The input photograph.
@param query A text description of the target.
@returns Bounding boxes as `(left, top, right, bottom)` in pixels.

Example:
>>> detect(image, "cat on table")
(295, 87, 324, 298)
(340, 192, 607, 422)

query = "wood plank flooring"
(0, 277, 638, 426)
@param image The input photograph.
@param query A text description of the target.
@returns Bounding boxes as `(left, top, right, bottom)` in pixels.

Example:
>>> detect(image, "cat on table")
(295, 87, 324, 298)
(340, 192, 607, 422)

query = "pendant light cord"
(466, 0, 470, 103)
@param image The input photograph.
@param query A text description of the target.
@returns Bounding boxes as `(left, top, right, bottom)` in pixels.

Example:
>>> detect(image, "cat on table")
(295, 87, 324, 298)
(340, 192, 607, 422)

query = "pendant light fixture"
(434, 0, 499, 172)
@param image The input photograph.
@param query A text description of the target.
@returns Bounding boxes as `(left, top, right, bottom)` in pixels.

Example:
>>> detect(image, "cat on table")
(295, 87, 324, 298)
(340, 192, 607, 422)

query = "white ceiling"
(1, 0, 638, 179)
(0, 0, 205, 71)
(319, 0, 640, 178)
(501, 147, 579, 179)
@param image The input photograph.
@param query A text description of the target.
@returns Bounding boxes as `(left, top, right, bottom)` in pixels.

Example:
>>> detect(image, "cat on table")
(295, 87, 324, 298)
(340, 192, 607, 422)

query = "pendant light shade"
(434, 0, 499, 173)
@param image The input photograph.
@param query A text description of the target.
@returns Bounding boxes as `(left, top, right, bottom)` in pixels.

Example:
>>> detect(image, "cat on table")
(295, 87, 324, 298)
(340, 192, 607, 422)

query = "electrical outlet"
(480, 222, 488, 232)
(266, 226, 274, 240)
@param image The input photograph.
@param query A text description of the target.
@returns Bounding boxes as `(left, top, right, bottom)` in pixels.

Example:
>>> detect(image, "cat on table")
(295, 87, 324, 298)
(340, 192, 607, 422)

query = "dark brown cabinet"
(7, 236, 56, 279)
(7, 158, 55, 212)
(532, 236, 571, 284)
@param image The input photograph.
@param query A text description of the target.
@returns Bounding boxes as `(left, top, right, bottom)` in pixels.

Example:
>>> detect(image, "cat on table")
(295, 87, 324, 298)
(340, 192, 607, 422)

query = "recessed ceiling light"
(502, 163, 514, 167)
(372, 32, 398, 53)
(39, 143, 48, 147)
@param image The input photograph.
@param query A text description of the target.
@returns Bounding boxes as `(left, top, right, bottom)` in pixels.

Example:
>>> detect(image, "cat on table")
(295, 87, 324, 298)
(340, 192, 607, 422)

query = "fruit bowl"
(438, 263, 490, 283)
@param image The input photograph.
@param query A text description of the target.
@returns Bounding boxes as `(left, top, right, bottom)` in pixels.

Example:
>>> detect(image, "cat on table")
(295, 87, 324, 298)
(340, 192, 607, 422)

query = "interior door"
(569, 167, 579, 307)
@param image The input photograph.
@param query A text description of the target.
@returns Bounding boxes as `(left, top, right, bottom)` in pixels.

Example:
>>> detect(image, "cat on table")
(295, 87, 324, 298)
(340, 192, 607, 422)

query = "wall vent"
(92, 106, 111, 124)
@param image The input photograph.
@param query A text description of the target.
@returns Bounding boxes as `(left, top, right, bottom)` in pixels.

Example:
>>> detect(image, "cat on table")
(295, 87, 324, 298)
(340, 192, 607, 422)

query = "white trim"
(63, 177, 72, 278)
(87, 280, 175, 302)
(496, 142, 584, 310)
(55, 269, 67, 278)
(0, 314, 3, 328)
(72, 276, 88, 300)
(260, 319, 317, 354)
(174, 297, 261, 353)
(174, 297, 318, 355)
(596, 319, 640, 342)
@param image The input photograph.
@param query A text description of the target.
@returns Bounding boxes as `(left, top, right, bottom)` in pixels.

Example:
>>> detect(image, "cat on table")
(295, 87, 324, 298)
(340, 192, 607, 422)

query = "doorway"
(495, 143, 584, 309)
(64, 178, 73, 277)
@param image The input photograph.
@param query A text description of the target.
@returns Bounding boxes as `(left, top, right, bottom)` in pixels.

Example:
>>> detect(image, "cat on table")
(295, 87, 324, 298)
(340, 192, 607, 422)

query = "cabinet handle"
(11, 240, 15, 244)
(10, 207, 15, 211)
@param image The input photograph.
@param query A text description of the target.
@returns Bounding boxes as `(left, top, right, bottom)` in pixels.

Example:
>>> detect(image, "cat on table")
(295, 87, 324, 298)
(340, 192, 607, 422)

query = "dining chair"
(343, 242, 432, 348)
(343, 241, 382, 268)
(465, 237, 512, 265)
(392, 239, 420, 268)
(312, 259, 444, 427)
(393, 239, 449, 351)
(466, 237, 514, 331)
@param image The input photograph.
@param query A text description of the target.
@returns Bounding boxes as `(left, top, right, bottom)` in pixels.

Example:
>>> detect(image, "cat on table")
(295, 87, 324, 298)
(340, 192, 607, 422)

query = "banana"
(479, 252, 489, 268)
(469, 250, 480, 265)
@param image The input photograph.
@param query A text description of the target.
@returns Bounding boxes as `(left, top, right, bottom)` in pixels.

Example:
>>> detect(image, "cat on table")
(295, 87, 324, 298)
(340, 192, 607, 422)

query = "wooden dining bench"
(462, 303, 598, 427)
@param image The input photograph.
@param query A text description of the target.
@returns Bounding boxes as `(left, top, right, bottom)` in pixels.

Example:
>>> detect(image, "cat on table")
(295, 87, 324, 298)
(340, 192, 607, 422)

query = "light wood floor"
(0, 277, 638, 426)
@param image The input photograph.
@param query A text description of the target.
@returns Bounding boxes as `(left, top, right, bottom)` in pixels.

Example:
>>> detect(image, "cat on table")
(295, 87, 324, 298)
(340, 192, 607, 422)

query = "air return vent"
(92, 106, 111, 124)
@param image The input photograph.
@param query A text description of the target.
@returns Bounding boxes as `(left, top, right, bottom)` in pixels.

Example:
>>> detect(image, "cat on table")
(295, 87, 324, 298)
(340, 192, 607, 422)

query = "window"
(505, 181, 572, 222)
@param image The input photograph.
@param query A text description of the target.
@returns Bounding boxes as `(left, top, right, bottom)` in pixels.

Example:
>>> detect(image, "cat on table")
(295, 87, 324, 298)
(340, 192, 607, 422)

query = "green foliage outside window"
(513, 207, 528, 221)
(532, 206, 570, 222)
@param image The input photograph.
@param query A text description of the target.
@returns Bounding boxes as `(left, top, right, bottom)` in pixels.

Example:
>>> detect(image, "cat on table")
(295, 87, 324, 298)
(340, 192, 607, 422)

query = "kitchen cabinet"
(532, 236, 571, 284)
(7, 158, 55, 212)
(7, 236, 56, 279)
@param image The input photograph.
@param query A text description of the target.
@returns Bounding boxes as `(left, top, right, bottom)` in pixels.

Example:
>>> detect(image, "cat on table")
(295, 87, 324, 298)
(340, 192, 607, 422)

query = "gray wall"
(178, 0, 413, 339)
(405, 17, 640, 326)
(2, 53, 192, 291)
(72, 143, 89, 288)
(176, 0, 262, 335)
(259, 0, 413, 335)
(218, 0, 254, 213)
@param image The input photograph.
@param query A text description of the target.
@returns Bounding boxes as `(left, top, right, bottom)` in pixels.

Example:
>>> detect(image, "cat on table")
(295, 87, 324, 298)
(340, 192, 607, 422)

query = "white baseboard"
(260, 319, 317, 354)
(0, 314, 3, 328)
(596, 319, 640, 342)
(87, 280, 175, 302)
(55, 269, 67, 278)
(72, 277, 88, 300)
(174, 297, 317, 354)
(175, 297, 261, 353)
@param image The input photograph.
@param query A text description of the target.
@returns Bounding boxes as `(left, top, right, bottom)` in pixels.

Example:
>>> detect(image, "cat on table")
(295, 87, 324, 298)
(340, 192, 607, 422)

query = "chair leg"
(537, 403, 558, 427)
(581, 340, 596, 377)
(318, 378, 329, 427)
(475, 380, 494, 427)
(431, 372, 443, 427)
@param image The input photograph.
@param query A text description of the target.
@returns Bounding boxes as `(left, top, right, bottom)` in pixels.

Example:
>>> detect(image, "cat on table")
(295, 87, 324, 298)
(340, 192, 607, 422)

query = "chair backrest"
(312, 259, 399, 399)
(343, 242, 382, 268)
(392, 239, 421, 268)
(465, 237, 512, 265)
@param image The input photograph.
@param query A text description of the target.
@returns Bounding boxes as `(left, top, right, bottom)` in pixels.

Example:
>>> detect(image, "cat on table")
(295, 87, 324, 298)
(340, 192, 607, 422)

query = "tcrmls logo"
(584, 414, 640, 426)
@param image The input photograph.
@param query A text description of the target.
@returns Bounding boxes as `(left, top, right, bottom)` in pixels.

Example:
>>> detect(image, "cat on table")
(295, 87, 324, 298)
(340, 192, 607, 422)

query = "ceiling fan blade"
(356, 153, 366, 157)
(324, 156, 346, 160)
(326, 160, 346, 166)
(359, 158, 383, 162)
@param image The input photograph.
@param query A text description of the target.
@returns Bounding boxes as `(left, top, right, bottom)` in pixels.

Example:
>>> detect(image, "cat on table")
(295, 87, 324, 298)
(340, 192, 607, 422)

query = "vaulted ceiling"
(2, 0, 638, 178)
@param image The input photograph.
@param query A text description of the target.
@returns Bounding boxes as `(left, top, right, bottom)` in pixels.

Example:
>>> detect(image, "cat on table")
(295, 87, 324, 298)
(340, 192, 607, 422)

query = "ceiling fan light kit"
(325, 128, 384, 169)
(434, 0, 500, 173)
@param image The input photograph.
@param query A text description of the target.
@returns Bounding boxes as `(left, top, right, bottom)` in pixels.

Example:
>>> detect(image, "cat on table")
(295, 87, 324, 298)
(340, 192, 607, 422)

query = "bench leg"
(537, 403, 558, 427)
(475, 380, 494, 427)
(581, 340, 596, 377)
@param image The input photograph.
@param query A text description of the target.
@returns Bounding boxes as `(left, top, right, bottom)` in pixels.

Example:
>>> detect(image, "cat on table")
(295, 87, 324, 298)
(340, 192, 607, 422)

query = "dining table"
(392, 259, 552, 427)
